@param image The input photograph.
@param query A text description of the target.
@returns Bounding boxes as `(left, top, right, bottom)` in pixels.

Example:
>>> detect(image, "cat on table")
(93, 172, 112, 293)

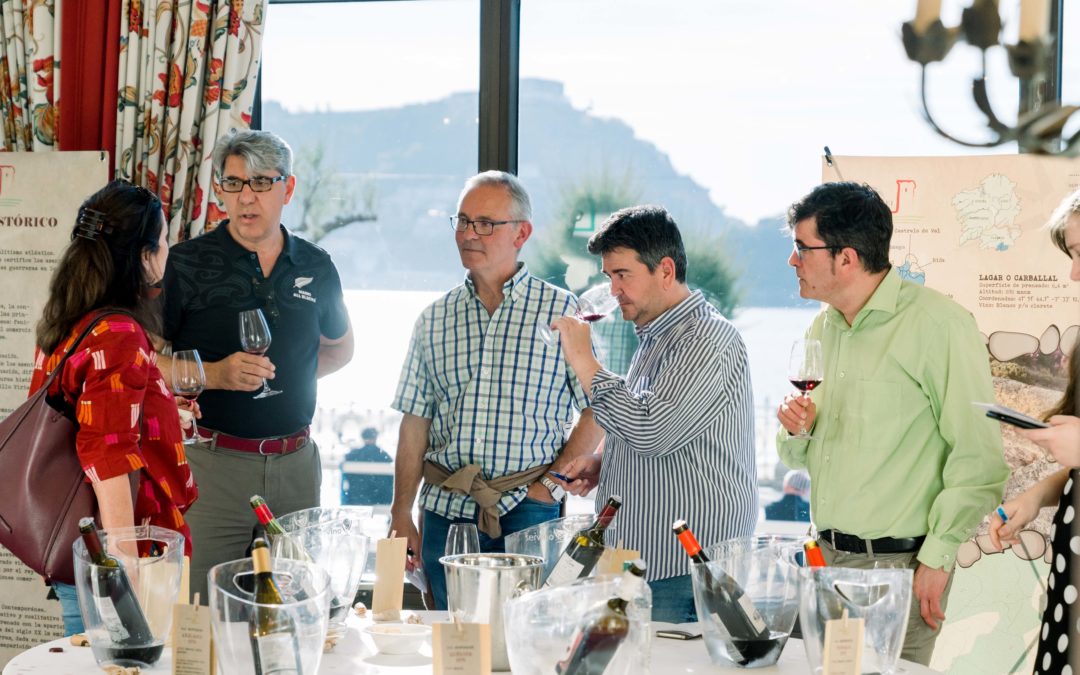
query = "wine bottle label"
(93, 595, 131, 642)
(256, 633, 301, 674)
(543, 555, 587, 588)
(736, 594, 768, 634)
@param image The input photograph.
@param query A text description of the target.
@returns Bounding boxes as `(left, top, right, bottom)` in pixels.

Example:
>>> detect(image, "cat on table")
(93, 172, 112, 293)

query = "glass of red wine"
(787, 338, 823, 440)
(171, 349, 205, 445)
(239, 309, 282, 399)
(537, 282, 620, 347)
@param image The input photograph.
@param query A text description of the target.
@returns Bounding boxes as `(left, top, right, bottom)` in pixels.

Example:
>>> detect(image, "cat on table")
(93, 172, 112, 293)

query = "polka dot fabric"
(1035, 470, 1080, 674)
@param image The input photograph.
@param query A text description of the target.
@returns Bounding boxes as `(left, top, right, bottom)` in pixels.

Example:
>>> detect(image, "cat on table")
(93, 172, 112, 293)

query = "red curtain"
(58, 0, 122, 173)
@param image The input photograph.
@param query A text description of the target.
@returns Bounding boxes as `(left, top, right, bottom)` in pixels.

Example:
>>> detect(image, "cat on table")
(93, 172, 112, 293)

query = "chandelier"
(901, 0, 1077, 155)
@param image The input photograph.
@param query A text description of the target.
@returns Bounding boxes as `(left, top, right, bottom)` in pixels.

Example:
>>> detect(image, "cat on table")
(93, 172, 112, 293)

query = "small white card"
(372, 537, 408, 620)
(822, 612, 864, 675)
(432, 621, 492, 675)
(171, 596, 214, 675)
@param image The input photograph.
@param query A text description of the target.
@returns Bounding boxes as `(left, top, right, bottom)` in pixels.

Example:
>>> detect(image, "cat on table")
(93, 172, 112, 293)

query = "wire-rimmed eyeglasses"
(450, 215, 523, 236)
(792, 242, 844, 261)
(218, 175, 287, 193)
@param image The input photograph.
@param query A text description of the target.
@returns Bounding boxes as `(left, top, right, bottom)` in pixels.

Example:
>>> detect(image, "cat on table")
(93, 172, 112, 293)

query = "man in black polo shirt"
(160, 130, 354, 603)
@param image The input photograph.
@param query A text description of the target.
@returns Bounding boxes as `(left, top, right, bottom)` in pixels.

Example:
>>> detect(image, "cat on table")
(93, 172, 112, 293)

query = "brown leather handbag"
(0, 310, 135, 584)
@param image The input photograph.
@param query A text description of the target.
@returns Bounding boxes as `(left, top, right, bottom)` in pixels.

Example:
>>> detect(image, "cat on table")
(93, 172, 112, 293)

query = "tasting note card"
(372, 536, 408, 618)
(596, 546, 641, 576)
(172, 597, 214, 675)
(822, 611, 864, 675)
(433, 621, 491, 675)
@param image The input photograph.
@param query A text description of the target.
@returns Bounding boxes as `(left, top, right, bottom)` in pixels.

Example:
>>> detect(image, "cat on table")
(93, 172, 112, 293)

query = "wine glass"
(787, 338, 824, 439)
(171, 349, 206, 445)
(537, 282, 621, 347)
(239, 309, 282, 399)
(444, 523, 480, 557)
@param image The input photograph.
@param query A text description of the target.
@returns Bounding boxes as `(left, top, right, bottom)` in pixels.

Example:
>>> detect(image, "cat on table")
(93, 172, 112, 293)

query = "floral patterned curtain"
(0, 0, 60, 151)
(115, 0, 267, 241)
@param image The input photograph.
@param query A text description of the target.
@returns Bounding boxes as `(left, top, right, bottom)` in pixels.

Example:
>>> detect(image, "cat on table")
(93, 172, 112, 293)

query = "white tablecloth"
(3, 611, 939, 674)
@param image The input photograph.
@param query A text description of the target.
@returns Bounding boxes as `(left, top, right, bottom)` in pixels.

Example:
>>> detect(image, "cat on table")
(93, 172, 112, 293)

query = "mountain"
(262, 78, 810, 307)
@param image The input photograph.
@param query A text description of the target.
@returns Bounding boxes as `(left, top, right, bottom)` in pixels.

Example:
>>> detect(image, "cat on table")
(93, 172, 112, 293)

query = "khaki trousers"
(819, 539, 953, 667)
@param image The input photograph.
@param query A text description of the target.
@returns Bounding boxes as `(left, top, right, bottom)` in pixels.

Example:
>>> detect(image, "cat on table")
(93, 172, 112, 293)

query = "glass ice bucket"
(72, 525, 185, 669)
(273, 507, 372, 642)
(208, 556, 331, 675)
(503, 573, 652, 675)
(799, 567, 912, 675)
(504, 514, 599, 580)
(442, 552, 545, 671)
(691, 536, 803, 668)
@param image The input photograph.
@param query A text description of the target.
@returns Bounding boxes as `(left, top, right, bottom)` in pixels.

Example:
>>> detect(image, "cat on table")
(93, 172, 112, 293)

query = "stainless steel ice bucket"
(441, 553, 545, 671)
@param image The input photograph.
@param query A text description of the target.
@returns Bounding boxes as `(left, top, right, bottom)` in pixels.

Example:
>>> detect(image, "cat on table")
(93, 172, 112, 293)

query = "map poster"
(0, 152, 108, 668)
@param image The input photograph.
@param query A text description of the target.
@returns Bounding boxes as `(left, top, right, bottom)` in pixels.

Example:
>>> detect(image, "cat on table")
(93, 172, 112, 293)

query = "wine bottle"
(249, 537, 305, 675)
(77, 518, 163, 665)
(803, 540, 826, 567)
(543, 495, 623, 588)
(250, 495, 312, 562)
(673, 520, 775, 666)
(556, 559, 646, 675)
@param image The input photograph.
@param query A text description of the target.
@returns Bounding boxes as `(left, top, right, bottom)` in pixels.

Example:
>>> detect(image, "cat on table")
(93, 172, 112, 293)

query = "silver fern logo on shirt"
(292, 276, 316, 303)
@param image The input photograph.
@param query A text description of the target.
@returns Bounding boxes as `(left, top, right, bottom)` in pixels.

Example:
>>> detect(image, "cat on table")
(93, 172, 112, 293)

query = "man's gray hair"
(1046, 187, 1080, 257)
(212, 130, 293, 178)
(460, 170, 532, 221)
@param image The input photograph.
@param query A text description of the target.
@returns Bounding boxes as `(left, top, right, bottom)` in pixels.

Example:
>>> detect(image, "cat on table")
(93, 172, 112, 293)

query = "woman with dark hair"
(989, 187, 1080, 675)
(28, 180, 198, 635)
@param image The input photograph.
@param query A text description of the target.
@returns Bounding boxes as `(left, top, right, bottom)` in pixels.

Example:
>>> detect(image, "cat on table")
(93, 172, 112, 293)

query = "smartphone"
(973, 402, 1049, 429)
(655, 629, 702, 640)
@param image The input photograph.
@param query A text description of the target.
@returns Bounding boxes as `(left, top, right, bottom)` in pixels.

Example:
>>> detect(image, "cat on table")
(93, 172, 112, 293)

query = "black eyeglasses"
(449, 216, 522, 236)
(251, 278, 280, 326)
(792, 242, 844, 261)
(218, 175, 287, 193)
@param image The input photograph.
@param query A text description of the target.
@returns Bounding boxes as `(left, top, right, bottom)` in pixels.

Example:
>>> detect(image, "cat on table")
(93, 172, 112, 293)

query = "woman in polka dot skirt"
(990, 189, 1080, 675)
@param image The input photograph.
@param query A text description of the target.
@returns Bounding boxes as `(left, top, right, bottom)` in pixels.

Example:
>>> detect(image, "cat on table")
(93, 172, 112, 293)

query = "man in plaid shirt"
(390, 171, 604, 609)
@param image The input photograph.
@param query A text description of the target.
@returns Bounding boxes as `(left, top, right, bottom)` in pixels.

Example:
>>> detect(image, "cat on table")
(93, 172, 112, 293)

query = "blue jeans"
(422, 497, 560, 610)
(648, 575, 698, 624)
(53, 582, 85, 636)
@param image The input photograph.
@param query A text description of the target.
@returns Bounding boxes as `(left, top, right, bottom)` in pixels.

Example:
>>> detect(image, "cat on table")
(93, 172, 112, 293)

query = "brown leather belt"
(198, 427, 310, 455)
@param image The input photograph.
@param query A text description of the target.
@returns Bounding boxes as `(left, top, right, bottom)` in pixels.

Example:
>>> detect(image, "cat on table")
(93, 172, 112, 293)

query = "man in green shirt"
(776, 181, 1008, 665)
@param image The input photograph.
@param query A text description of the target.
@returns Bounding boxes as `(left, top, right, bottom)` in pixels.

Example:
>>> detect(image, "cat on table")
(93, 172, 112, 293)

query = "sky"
(261, 0, 1078, 225)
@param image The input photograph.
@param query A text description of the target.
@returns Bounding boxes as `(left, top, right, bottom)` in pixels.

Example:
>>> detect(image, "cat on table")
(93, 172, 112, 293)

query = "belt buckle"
(258, 437, 286, 455)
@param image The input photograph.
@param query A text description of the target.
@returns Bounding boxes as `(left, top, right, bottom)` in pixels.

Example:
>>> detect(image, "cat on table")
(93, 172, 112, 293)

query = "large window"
(261, 0, 1078, 518)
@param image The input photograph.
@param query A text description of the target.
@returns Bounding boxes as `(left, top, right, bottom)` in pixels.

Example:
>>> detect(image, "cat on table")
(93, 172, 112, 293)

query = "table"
(3, 612, 939, 674)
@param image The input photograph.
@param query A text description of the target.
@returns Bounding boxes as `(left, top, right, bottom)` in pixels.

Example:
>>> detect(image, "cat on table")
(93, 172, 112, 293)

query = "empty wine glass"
(537, 282, 621, 347)
(787, 338, 824, 440)
(239, 309, 282, 399)
(444, 523, 480, 557)
(171, 349, 206, 445)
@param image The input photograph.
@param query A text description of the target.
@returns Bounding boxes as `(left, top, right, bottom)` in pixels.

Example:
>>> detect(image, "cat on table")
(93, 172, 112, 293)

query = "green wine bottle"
(543, 495, 622, 588)
(249, 538, 304, 675)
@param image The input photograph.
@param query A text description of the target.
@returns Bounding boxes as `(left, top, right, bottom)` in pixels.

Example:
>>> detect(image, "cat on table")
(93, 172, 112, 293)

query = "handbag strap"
(39, 308, 140, 399)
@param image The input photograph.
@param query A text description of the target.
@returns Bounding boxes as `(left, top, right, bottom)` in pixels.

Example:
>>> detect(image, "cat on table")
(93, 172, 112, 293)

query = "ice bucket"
(799, 567, 912, 675)
(441, 552, 545, 671)
(691, 536, 803, 668)
(72, 525, 185, 669)
(503, 573, 651, 675)
(504, 514, 598, 580)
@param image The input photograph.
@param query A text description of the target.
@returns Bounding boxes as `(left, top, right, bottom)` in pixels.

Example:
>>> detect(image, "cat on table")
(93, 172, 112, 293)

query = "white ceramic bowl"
(363, 623, 432, 655)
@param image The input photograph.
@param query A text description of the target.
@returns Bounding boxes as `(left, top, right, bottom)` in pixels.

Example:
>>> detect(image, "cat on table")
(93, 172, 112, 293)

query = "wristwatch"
(539, 475, 566, 502)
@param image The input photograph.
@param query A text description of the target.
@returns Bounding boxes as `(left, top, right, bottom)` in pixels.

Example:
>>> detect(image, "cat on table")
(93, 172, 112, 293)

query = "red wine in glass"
(788, 379, 822, 393)
(579, 313, 606, 323)
(171, 349, 205, 445)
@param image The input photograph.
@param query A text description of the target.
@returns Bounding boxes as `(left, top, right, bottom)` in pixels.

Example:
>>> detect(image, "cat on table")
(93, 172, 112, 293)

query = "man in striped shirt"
(552, 205, 758, 622)
(390, 171, 605, 609)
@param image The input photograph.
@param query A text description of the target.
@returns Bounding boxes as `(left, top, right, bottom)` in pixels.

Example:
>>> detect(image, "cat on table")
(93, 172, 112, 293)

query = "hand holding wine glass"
(787, 338, 823, 440)
(537, 282, 620, 347)
(171, 349, 205, 445)
(239, 309, 282, 399)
